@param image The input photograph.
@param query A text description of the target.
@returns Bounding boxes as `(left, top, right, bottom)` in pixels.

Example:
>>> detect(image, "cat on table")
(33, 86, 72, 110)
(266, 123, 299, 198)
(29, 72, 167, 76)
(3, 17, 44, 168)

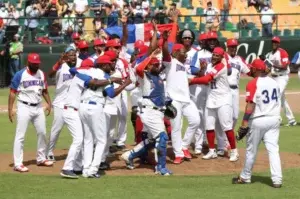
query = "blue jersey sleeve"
(69, 68, 78, 75)
(103, 86, 115, 98)
(10, 69, 24, 91)
(190, 53, 200, 75)
(291, 52, 300, 64)
(76, 73, 92, 88)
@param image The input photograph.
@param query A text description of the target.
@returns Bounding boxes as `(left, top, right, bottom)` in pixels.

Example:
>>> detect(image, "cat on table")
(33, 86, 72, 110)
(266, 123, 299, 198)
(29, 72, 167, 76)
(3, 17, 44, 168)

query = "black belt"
(64, 106, 78, 111)
(271, 74, 284, 77)
(142, 106, 165, 112)
(20, 100, 39, 107)
(230, 85, 238, 89)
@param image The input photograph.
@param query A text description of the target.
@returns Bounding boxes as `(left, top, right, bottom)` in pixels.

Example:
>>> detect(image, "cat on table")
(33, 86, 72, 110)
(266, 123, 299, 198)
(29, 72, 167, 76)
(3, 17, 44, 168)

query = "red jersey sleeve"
(245, 78, 258, 103)
(135, 57, 151, 78)
(207, 62, 225, 79)
(278, 48, 290, 68)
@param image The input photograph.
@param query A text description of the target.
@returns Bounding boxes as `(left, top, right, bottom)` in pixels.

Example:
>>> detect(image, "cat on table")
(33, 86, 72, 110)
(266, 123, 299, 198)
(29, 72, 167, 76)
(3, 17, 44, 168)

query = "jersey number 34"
(262, 88, 278, 104)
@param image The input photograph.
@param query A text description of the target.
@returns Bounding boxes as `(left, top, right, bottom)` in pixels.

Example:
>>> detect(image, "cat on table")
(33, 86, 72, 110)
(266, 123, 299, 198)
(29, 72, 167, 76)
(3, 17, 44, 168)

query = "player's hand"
(152, 19, 158, 31)
(151, 48, 161, 57)
(188, 78, 193, 85)
(124, 77, 132, 86)
(111, 77, 123, 85)
(120, 15, 128, 24)
(8, 109, 14, 123)
(171, 10, 179, 22)
(45, 104, 51, 116)
(200, 60, 207, 70)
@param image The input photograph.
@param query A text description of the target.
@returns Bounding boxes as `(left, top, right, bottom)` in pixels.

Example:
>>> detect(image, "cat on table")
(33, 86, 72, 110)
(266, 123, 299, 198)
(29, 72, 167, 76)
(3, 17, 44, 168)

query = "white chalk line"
(0, 91, 299, 113)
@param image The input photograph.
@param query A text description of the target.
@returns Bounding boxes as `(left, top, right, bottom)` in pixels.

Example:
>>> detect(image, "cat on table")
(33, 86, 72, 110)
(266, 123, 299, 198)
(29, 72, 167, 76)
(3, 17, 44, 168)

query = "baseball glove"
(236, 126, 250, 141)
(164, 103, 177, 119)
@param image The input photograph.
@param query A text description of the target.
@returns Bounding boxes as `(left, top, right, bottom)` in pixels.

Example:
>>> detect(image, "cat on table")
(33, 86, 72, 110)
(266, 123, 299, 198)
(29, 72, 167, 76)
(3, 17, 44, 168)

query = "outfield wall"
(0, 38, 299, 86)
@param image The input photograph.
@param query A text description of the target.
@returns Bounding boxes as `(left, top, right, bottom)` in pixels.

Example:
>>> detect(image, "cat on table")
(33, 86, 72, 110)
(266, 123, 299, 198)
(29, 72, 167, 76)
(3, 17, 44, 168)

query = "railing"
(0, 12, 299, 44)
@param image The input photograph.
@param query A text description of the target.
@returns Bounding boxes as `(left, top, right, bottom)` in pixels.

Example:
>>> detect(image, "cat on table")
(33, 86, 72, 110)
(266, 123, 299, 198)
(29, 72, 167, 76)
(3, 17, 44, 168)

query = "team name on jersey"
(23, 80, 44, 88)
(230, 62, 241, 71)
(199, 57, 211, 63)
(63, 74, 73, 82)
(176, 64, 185, 72)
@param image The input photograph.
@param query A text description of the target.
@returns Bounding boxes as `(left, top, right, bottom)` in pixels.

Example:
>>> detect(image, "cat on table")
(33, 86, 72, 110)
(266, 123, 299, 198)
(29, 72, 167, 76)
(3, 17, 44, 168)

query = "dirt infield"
(0, 146, 300, 176)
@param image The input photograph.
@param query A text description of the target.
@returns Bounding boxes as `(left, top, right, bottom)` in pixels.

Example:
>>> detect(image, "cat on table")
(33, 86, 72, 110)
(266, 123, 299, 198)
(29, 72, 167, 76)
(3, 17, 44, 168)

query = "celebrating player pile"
(8, 12, 294, 187)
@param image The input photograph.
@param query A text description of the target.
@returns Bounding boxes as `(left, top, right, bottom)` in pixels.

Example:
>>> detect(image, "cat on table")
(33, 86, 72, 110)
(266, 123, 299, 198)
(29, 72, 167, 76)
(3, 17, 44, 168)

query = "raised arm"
(48, 53, 66, 78)
(162, 31, 171, 62)
(121, 16, 128, 46)
(136, 49, 161, 77)
(148, 19, 158, 54)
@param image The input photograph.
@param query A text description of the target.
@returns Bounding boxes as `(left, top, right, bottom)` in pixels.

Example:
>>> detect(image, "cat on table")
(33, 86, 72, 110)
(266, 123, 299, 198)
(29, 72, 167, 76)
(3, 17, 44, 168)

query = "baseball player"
(268, 36, 297, 126)
(69, 32, 81, 50)
(89, 38, 105, 62)
(60, 59, 122, 179)
(225, 38, 251, 128)
(47, 47, 78, 161)
(121, 49, 172, 176)
(9, 53, 53, 172)
(189, 47, 239, 162)
(233, 59, 282, 188)
(78, 40, 90, 60)
(291, 51, 300, 80)
(78, 56, 131, 178)
(162, 33, 200, 164)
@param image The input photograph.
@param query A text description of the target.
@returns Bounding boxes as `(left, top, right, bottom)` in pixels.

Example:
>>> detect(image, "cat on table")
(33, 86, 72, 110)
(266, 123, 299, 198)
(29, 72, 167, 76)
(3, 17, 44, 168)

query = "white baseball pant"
(205, 105, 233, 131)
(13, 102, 48, 167)
(102, 113, 118, 163)
(116, 92, 128, 146)
(240, 116, 282, 185)
(171, 100, 200, 157)
(273, 75, 295, 123)
(47, 106, 64, 157)
(62, 107, 84, 171)
(80, 102, 107, 175)
(140, 107, 165, 138)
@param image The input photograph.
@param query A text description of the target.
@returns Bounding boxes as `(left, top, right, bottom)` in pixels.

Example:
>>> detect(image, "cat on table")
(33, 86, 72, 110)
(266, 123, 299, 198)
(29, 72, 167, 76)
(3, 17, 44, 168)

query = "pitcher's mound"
(1, 147, 300, 176)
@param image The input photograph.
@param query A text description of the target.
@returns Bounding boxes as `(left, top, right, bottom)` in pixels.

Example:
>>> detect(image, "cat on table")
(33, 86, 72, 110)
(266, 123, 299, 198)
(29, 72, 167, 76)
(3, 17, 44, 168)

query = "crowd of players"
(8, 12, 295, 187)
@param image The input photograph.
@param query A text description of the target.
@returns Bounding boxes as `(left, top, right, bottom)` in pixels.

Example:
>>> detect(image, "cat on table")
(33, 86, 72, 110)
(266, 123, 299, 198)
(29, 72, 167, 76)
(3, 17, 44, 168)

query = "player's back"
(250, 76, 281, 118)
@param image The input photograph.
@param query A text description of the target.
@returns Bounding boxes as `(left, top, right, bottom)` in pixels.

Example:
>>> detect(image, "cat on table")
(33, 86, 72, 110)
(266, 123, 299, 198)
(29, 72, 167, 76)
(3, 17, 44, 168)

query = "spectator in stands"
(45, 0, 59, 27)
(90, 0, 103, 15)
(121, 3, 134, 24)
(62, 8, 76, 43)
(133, 2, 148, 24)
(4, 4, 20, 43)
(0, 3, 6, 44)
(93, 14, 103, 37)
(73, 0, 89, 32)
(57, 0, 69, 17)
(9, 34, 23, 78)
(260, 2, 275, 37)
(203, 1, 219, 32)
(218, 0, 232, 30)
(155, 6, 167, 24)
(167, 3, 181, 23)
(25, 1, 43, 43)
(49, 19, 64, 43)
(105, 3, 119, 27)
(141, 0, 150, 13)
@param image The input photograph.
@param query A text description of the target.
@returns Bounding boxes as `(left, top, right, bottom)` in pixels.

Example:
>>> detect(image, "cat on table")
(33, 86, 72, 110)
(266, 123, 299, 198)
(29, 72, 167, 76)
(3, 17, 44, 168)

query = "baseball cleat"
(82, 172, 100, 178)
(99, 162, 110, 170)
(60, 170, 79, 179)
(217, 150, 225, 157)
(272, 184, 282, 188)
(182, 149, 192, 159)
(285, 121, 297, 127)
(155, 166, 173, 176)
(47, 155, 56, 162)
(173, 157, 184, 164)
(37, 160, 54, 167)
(73, 170, 83, 175)
(194, 149, 202, 155)
(14, 165, 29, 173)
(202, 149, 217, 160)
(120, 151, 135, 170)
(229, 149, 239, 162)
(117, 145, 128, 152)
(232, 176, 250, 184)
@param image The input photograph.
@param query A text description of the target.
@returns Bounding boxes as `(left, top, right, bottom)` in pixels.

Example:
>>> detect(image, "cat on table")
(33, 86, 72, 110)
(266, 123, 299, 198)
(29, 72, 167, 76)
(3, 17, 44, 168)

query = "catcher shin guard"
(154, 132, 172, 175)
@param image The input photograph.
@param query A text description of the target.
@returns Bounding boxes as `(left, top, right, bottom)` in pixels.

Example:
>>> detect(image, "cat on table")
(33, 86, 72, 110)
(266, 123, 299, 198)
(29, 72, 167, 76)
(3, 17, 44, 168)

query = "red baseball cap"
(78, 40, 89, 49)
(72, 32, 80, 39)
(106, 40, 121, 47)
(272, 36, 280, 43)
(28, 53, 41, 64)
(172, 43, 184, 53)
(51, 0, 56, 4)
(227, 38, 238, 47)
(198, 33, 207, 41)
(134, 40, 145, 48)
(213, 47, 224, 56)
(206, 31, 218, 39)
(97, 55, 112, 64)
(93, 39, 105, 46)
(149, 57, 160, 65)
(251, 59, 266, 70)
(81, 58, 94, 68)
(104, 50, 117, 60)
(137, 45, 148, 58)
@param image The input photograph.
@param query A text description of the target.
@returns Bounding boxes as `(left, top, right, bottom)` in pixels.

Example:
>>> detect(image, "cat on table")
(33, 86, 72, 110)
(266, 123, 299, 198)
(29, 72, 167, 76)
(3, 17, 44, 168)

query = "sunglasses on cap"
(183, 37, 192, 40)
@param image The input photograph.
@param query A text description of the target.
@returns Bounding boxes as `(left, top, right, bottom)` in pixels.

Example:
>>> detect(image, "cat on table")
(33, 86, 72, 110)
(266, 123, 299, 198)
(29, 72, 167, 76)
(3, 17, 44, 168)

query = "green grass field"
(0, 77, 300, 199)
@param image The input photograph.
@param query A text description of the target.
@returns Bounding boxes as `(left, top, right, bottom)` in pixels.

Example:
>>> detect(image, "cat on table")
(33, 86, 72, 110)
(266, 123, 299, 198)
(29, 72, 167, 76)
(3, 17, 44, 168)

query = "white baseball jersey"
(52, 63, 74, 109)
(268, 48, 290, 75)
(246, 76, 281, 119)
(116, 58, 129, 79)
(163, 58, 190, 103)
(104, 69, 123, 115)
(291, 52, 300, 67)
(64, 68, 92, 109)
(206, 62, 231, 108)
(80, 68, 111, 105)
(10, 68, 47, 104)
(119, 46, 131, 62)
(225, 53, 250, 86)
(185, 48, 198, 70)
(76, 58, 83, 68)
